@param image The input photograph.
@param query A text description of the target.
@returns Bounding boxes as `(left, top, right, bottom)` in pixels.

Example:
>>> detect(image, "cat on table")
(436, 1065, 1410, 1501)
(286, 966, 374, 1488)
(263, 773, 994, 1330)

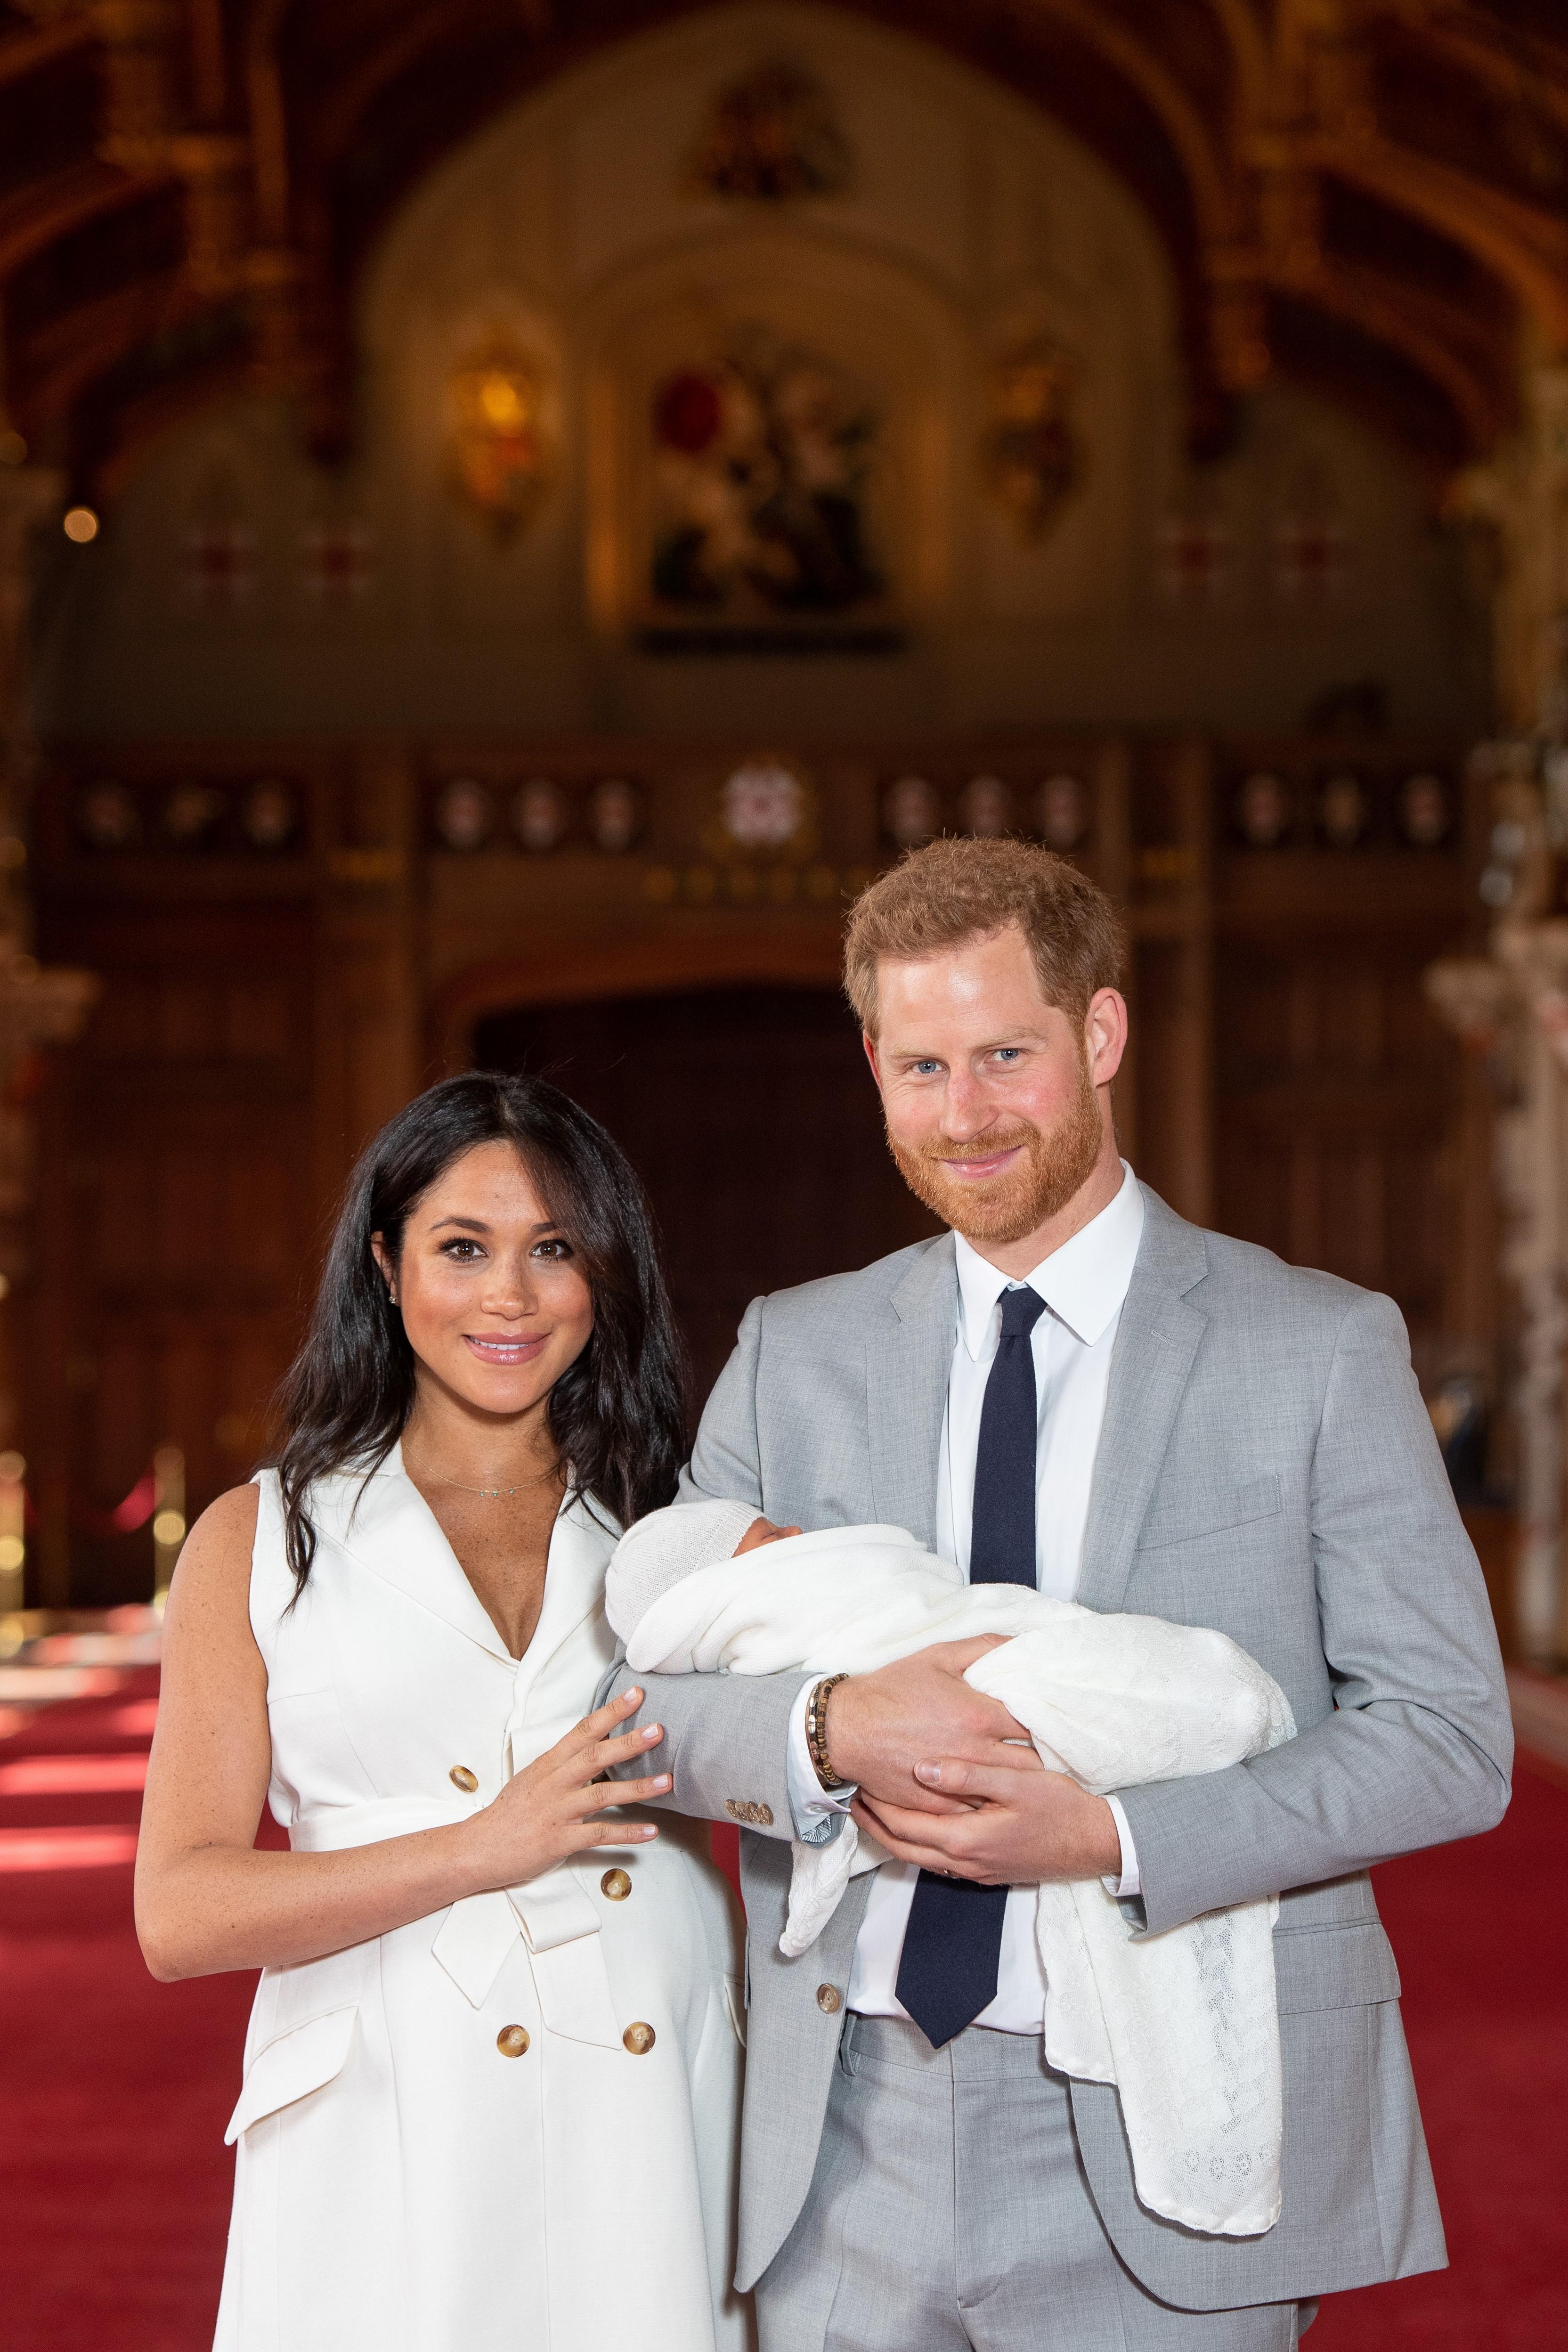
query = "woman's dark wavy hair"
(270, 1071, 689, 1595)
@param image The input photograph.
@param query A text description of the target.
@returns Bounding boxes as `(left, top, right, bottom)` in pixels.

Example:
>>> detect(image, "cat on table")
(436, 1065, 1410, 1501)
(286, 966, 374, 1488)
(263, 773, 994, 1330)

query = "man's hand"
(826, 1639, 1032, 1811)
(852, 1760, 1122, 1886)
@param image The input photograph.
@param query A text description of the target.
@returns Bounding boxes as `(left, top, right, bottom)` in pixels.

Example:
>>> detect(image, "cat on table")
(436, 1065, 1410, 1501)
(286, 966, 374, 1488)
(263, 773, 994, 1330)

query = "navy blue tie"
(895, 1284, 1046, 2049)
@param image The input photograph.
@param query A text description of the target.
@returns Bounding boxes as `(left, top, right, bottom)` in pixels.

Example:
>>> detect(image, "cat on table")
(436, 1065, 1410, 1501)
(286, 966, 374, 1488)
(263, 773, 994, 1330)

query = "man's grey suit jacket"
(611, 1184, 1512, 2308)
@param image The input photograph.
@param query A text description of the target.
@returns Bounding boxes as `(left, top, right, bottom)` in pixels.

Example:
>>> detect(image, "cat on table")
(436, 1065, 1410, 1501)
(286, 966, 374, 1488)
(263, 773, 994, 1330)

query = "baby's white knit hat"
(605, 1499, 763, 1641)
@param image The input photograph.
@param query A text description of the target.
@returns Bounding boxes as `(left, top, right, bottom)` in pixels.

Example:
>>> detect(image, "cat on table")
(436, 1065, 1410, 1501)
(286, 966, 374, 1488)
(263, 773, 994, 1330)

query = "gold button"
(496, 2024, 530, 2057)
(817, 1984, 842, 2015)
(449, 1765, 479, 1793)
(600, 1868, 632, 1901)
(622, 2021, 656, 2056)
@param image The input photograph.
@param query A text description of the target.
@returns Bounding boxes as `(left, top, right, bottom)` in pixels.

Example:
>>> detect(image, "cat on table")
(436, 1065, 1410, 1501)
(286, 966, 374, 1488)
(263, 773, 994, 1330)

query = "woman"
(135, 1073, 750, 2352)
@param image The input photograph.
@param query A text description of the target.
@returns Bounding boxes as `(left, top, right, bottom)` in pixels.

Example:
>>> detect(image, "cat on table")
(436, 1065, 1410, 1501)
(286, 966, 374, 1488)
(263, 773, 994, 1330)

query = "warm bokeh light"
(62, 505, 99, 543)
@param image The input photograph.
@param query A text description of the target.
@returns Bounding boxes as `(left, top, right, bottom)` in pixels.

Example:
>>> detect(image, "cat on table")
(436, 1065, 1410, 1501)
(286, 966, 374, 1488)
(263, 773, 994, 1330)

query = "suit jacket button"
(496, 2024, 530, 2057)
(623, 2021, 657, 2055)
(600, 1868, 632, 1900)
(449, 1765, 479, 1793)
(817, 1984, 842, 2015)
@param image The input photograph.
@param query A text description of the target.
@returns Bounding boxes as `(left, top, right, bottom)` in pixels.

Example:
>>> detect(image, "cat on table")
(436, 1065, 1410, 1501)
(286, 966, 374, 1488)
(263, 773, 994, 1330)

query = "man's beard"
(887, 1061, 1104, 1247)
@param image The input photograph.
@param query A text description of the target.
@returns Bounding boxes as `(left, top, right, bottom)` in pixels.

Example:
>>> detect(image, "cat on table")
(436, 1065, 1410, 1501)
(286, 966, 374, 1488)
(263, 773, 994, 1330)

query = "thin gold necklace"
(405, 1449, 548, 1501)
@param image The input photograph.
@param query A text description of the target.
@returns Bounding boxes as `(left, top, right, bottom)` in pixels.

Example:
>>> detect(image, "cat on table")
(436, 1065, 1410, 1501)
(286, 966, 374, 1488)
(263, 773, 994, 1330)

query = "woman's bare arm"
(134, 1485, 670, 1983)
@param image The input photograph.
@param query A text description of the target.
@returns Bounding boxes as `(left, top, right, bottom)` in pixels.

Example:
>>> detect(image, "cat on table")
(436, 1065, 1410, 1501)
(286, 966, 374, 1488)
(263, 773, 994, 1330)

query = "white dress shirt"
(785, 1163, 1146, 2033)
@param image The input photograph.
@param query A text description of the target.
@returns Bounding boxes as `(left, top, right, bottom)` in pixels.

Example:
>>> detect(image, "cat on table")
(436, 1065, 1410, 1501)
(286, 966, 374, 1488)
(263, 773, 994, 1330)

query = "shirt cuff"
(1102, 1794, 1140, 1899)
(785, 1677, 858, 1846)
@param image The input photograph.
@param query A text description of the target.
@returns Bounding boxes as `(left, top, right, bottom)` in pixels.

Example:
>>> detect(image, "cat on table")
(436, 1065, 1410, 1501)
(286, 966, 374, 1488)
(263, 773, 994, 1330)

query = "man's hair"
(843, 836, 1125, 1034)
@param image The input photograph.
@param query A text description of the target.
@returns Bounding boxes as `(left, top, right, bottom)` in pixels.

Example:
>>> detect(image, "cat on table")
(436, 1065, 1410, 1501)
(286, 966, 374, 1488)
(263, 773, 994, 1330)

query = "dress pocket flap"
(224, 2005, 357, 2144)
(1273, 1921, 1401, 2015)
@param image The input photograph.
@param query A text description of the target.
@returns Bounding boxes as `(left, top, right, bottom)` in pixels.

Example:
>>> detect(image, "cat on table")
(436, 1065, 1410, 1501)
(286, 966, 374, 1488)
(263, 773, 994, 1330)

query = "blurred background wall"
(0, 0, 1562, 1663)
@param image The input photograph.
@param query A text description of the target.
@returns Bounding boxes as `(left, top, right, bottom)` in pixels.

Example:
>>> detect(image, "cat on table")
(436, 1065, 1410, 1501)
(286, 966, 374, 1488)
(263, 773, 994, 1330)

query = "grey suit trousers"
(758, 2018, 1315, 2352)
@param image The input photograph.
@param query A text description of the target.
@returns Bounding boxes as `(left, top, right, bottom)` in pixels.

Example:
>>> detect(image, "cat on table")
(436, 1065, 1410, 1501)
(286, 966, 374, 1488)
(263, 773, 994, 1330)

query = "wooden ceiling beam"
(0, 16, 95, 91)
(1312, 132, 1568, 347)
(0, 157, 167, 282)
(1277, 255, 1507, 452)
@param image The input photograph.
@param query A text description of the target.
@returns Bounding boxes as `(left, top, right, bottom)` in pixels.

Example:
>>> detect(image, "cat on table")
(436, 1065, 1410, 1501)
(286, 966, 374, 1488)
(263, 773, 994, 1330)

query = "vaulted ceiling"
(1, 0, 1563, 496)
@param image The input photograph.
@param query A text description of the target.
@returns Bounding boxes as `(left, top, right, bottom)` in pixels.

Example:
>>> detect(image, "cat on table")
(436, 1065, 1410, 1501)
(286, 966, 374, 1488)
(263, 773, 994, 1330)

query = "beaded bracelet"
(806, 1673, 851, 1791)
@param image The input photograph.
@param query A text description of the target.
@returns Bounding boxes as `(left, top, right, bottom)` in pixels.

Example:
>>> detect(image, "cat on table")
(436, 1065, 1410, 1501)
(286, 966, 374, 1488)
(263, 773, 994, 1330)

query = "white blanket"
(610, 1520, 1296, 2238)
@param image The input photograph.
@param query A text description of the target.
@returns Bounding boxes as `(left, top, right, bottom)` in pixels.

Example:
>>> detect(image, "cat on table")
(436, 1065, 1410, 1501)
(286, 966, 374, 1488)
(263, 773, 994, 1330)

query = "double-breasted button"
(449, 1765, 479, 1793)
(623, 2021, 656, 2056)
(496, 2024, 530, 2057)
(816, 1984, 842, 2015)
(600, 1868, 632, 1901)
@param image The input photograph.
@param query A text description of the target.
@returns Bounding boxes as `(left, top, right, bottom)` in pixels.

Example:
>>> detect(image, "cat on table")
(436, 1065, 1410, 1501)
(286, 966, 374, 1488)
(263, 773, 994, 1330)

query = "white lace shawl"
(608, 1515, 1295, 2239)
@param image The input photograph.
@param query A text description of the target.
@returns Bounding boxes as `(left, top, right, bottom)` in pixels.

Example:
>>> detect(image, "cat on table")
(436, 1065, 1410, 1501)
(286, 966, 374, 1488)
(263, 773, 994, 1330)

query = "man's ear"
(862, 1029, 883, 1088)
(1084, 988, 1129, 1088)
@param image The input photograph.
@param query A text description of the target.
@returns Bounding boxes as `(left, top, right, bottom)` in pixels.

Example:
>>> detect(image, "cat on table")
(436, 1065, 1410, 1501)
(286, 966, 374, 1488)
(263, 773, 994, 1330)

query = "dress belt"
(291, 1795, 625, 2046)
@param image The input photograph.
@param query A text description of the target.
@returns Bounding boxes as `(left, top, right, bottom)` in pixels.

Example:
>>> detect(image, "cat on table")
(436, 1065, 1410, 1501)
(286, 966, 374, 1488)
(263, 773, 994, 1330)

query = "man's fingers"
(854, 1792, 983, 1856)
(849, 1800, 993, 1881)
(928, 1635, 1009, 1671)
(913, 1758, 1050, 1800)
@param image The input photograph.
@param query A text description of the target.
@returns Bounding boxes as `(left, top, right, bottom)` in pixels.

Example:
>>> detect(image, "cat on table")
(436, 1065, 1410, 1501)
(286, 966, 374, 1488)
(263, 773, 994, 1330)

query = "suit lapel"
(1077, 1188, 1209, 1615)
(866, 1235, 956, 1549)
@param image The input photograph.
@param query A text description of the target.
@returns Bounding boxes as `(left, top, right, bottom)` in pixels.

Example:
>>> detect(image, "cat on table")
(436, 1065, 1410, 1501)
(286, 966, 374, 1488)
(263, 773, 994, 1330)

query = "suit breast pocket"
(1135, 1472, 1284, 1554)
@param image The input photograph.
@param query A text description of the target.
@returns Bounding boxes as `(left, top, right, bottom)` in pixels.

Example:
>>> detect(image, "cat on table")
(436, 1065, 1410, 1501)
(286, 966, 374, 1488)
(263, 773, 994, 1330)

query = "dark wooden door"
(474, 987, 941, 1413)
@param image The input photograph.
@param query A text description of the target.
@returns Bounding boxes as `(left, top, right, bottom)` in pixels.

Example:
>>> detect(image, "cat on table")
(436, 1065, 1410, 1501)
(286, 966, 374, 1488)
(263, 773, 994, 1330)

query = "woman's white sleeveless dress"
(214, 1449, 751, 2352)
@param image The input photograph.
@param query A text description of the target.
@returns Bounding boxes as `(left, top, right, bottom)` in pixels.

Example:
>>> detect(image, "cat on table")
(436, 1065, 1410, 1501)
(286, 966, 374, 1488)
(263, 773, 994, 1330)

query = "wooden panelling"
(26, 731, 1494, 1603)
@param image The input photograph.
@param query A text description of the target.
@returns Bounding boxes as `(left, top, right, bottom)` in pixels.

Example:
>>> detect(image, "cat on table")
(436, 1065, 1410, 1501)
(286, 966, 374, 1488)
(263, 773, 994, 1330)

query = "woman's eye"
(533, 1237, 573, 1261)
(442, 1239, 482, 1261)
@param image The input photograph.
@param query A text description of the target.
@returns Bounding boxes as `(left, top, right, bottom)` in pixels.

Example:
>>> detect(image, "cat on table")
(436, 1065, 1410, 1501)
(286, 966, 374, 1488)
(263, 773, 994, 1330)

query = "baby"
(606, 1498, 1295, 2242)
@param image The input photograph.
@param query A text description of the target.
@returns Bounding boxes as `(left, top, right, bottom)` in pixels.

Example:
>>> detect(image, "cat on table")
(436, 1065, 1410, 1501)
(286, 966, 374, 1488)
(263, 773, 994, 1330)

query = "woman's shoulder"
(163, 1481, 263, 1628)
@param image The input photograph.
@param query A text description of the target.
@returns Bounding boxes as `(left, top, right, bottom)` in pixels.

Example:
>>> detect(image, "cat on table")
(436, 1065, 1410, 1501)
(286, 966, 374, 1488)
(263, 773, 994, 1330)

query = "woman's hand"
(459, 1687, 671, 1893)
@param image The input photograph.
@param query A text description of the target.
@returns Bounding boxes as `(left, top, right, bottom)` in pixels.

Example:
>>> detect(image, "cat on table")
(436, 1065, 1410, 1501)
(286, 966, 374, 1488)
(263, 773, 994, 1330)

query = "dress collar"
(311, 1441, 616, 1667)
(953, 1160, 1145, 1358)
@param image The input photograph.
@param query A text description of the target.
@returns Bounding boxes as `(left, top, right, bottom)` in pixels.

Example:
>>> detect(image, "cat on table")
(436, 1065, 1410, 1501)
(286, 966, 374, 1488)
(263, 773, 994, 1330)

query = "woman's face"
(373, 1140, 594, 1421)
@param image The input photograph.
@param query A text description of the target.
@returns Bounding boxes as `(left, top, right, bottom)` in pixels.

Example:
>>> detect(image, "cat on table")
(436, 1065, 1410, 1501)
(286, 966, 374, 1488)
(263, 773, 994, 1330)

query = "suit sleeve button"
(623, 2021, 657, 2055)
(496, 2024, 530, 2057)
(816, 1984, 842, 2015)
(449, 1765, 479, 1793)
(600, 1868, 632, 1900)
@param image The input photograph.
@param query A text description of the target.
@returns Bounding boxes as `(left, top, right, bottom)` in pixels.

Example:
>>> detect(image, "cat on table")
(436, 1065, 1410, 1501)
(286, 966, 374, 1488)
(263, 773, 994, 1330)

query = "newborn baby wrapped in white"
(607, 1502, 1296, 2239)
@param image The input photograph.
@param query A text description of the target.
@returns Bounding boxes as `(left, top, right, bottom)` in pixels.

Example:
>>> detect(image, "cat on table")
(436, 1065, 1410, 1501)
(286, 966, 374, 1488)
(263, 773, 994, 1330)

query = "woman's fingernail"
(636, 1824, 657, 1838)
(653, 1774, 672, 1790)
(626, 1688, 642, 1705)
(642, 1724, 662, 1742)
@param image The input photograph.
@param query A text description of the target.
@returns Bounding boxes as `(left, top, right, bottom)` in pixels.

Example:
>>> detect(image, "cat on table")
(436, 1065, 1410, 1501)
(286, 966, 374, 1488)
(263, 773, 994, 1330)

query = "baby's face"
(733, 1515, 803, 1555)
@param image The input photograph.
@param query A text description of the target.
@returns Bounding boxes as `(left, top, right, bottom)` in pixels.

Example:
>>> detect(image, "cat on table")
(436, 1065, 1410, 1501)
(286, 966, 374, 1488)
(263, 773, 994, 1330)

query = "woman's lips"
(463, 1332, 548, 1366)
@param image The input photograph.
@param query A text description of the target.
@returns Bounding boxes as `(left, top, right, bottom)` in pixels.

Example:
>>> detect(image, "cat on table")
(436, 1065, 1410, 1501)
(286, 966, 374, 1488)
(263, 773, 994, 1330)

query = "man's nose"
(940, 1069, 996, 1139)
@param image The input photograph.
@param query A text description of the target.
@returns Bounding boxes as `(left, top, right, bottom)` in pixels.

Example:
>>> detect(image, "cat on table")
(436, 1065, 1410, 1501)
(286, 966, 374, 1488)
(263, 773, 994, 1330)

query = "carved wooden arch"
(3, 0, 1565, 488)
(431, 922, 851, 1079)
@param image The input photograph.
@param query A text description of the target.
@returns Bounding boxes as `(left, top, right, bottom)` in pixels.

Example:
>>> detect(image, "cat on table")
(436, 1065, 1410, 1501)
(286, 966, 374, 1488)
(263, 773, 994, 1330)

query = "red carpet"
(1, 1686, 1562, 2351)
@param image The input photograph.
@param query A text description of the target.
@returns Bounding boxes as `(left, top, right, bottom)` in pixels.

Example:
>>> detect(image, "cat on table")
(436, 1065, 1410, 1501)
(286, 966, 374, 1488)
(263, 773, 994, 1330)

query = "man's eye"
(913, 1059, 942, 1076)
(991, 1047, 1024, 1064)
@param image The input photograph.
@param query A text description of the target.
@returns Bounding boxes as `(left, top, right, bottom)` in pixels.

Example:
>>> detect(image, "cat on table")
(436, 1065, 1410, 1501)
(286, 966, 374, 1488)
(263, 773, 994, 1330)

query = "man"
(613, 837, 1511, 2350)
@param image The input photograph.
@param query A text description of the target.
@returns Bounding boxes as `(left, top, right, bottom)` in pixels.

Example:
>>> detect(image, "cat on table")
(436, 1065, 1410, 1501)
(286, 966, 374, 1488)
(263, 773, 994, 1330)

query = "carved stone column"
(1457, 362, 1568, 736)
(1429, 759, 1568, 1661)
